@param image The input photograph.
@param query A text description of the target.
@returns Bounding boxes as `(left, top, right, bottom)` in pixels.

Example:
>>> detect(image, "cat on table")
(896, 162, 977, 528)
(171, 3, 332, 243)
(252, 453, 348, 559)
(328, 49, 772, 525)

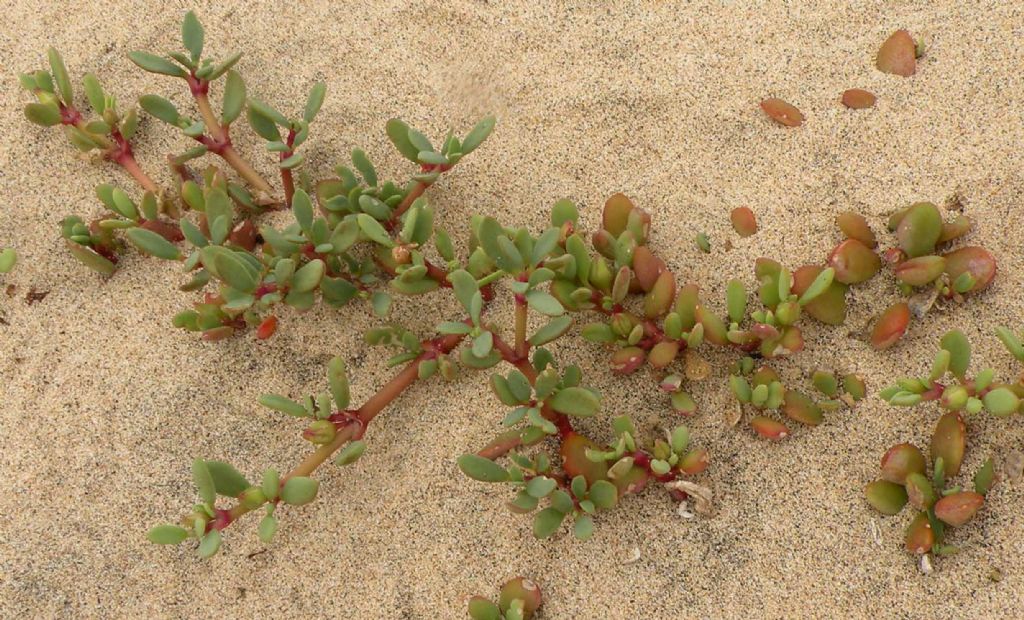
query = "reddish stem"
(207, 322, 472, 532)
(280, 128, 297, 207)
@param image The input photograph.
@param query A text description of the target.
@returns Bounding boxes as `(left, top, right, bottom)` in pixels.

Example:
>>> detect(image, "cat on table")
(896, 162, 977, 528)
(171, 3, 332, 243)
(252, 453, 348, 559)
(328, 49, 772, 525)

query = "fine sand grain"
(2, 1, 1024, 618)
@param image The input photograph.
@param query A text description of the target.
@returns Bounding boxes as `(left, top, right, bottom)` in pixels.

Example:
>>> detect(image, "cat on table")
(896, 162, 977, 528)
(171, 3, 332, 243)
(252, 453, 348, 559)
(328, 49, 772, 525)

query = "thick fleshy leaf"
(148, 524, 189, 545)
(836, 211, 876, 247)
(729, 207, 757, 237)
(782, 389, 822, 426)
(876, 30, 917, 77)
(792, 265, 847, 325)
(204, 460, 250, 497)
(648, 341, 679, 369)
(610, 346, 645, 374)
(560, 433, 609, 484)
(280, 476, 319, 505)
(904, 512, 934, 554)
(760, 98, 804, 127)
(895, 255, 946, 287)
(896, 202, 942, 258)
(905, 472, 936, 510)
(457, 454, 509, 482)
(533, 507, 565, 539)
(468, 597, 501, 620)
(931, 412, 966, 477)
(549, 387, 600, 417)
(939, 330, 971, 379)
(880, 443, 926, 484)
(66, 241, 116, 275)
(221, 70, 246, 124)
(499, 577, 542, 617)
(841, 88, 876, 109)
(934, 491, 984, 527)
(643, 271, 675, 319)
(750, 416, 789, 440)
(864, 479, 908, 515)
(942, 246, 996, 294)
(827, 239, 880, 284)
(182, 11, 204, 60)
(24, 102, 62, 126)
(632, 246, 665, 292)
(602, 193, 635, 237)
(870, 302, 910, 350)
(385, 119, 420, 162)
(128, 51, 187, 77)
(127, 228, 181, 260)
(461, 116, 496, 156)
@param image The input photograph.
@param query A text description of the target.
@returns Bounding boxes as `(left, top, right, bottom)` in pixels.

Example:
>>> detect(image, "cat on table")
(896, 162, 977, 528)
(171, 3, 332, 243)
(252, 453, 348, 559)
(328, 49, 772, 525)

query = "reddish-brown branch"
(187, 73, 274, 195)
(280, 128, 297, 207)
(208, 322, 472, 532)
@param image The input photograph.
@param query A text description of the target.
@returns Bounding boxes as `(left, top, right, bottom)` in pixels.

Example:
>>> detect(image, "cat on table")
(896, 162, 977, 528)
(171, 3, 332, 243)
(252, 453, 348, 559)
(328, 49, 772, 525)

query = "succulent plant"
(468, 577, 542, 620)
(728, 361, 865, 439)
(823, 203, 997, 350)
(868, 329, 1012, 567)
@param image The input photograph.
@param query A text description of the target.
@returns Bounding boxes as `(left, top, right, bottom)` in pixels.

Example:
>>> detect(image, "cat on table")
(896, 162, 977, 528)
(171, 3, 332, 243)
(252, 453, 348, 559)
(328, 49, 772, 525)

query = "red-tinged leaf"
(139, 219, 184, 242)
(750, 416, 789, 440)
(934, 491, 984, 527)
(931, 412, 966, 477)
(938, 216, 971, 244)
(610, 346, 645, 375)
(781, 389, 822, 426)
(841, 88, 877, 109)
(942, 246, 996, 294)
(876, 30, 917, 77)
(560, 433, 609, 485)
(896, 202, 942, 258)
(879, 443, 926, 484)
(229, 219, 258, 251)
(647, 340, 679, 369)
(602, 193, 635, 237)
(870, 302, 910, 350)
(835, 211, 877, 247)
(894, 255, 946, 287)
(904, 512, 934, 554)
(864, 479, 908, 515)
(827, 239, 881, 284)
(760, 98, 804, 127)
(256, 315, 278, 340)
(792, 265, 848, 325)
(643, 271, 676, 319)
(730, 207, 757, 237)
(678, 448, 709, 475)
(498, 577, 542, 619)
(631, 246, 665, 292)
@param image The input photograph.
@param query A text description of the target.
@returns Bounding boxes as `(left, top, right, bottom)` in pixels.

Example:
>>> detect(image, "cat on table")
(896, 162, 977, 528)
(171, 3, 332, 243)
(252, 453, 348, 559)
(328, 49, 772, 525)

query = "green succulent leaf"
(24, 102, 62, 127)
(139, 94, 181, 125)
(461, 115, 496, 155)
(204, 460, 251, 497)
(220, 70, 246, 124)
(386, 118, 420, 162)
(197, 530, 222, 558)
(126, 228, 181, 260)
(147, 524, 189, 545)
(128, 51, 188, 77)
(181, 11, 205, 61)
(303, 82, 327, 123)
(457, 454, 509, 482)
(548, 387, 600, 417)
(532, 507, 565, 539)
(47, 48, 73, 103)
(280, 476, 319, 505)
(191, 459, 216, 506)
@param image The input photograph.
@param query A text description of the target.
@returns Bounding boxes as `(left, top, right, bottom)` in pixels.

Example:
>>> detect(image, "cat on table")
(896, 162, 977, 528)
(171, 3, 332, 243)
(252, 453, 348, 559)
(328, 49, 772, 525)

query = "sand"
(2, 0, 1024, 618)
